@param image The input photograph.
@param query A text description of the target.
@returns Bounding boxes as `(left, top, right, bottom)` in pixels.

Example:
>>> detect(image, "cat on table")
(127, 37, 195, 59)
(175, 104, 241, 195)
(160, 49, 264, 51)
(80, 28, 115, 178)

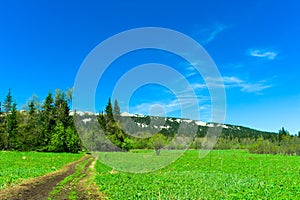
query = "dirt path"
(0, 154, 104, 200)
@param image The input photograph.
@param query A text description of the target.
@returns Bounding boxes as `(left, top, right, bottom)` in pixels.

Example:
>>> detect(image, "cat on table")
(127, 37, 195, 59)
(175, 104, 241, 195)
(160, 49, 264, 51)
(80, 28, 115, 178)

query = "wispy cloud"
(221, 76, 272, 93)
(191, 83, 207, 89)
(248, 49, 278, 60)
(194, 23, 230, 45)
(204, 23, 228, 44)
(192, 76, 272, 93)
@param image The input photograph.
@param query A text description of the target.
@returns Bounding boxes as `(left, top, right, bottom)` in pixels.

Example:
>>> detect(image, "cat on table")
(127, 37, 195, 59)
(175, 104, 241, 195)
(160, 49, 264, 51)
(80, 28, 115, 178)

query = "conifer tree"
(3, 89, 12, 113)
(113, 99, 121, 121)
(105, 98, 114, 122)
(22, 99, 39, 150)
(40, 92, 55, 147)
(6, 102, 18, 150)
(98, 111, 107, 131)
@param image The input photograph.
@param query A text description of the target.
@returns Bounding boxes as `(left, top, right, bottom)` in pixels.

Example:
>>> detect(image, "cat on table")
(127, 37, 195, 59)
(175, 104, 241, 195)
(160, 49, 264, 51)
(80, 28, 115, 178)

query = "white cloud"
(204, 24, 228, 44)
(222, 76, 272, 93)
(248, 49, 278, 60)
(195, 23, 229, 45)
(222, 76, 243, 84)
(239, 82, 272, 93)
(199, 76, 272, 93)
(191, 83, 207, 89)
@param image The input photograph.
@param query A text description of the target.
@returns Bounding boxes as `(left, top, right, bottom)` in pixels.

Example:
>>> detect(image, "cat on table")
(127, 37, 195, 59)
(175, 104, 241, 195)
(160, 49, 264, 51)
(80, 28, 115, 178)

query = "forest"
(0, 89, 81, 152)
(1, 89, 300, 155)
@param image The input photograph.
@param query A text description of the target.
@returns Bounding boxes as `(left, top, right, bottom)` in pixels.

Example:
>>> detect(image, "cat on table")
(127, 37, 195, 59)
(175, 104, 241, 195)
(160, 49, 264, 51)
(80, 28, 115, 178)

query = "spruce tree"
(113, 99, 121, 121)
(98, 98, 128, 150)
(97, 111, 107, 131)
(23, 100, 39, 150)
(6, 102, 18, 150)
(48, 121, 65, 152)
(105, 98, 114, 122)
(49, 89, 81, 152)
(40, 92, 55, 148)
(279, 127, 288, 142)
(3, 89, 12, 113)
(54, 90, 71, 129)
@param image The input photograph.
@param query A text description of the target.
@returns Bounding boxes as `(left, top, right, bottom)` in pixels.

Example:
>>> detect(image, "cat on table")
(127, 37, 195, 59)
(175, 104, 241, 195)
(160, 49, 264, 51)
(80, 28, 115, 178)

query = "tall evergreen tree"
(0, 103, 4, 149)
(65, 125, 81, 153)
(22, 99, 39, 150)
(3, 89, 12, 113)
(97, 111, 107, 131)
(105, 98, 114, 122)
(279, 127, 289, 142)
(6, 102, 18, 150)
(40, 92, 55, 148)
(66, 88, 73, 104)
(97, 98, 128, 150)
(48, 89, 81, 152)
(113, 99, 121, 121)
(54, 90, 70, 129)
(48, 121, 65, 152)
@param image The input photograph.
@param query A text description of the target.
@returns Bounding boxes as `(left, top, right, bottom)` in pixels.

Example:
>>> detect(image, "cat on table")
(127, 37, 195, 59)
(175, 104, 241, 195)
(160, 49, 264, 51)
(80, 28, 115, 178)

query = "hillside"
(72, 111, 278, 141)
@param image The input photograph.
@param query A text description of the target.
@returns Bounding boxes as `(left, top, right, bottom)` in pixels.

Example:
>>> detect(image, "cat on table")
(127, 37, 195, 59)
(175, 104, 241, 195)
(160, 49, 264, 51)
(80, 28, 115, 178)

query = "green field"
(0, 151, 83, 189)
(95, 150, 300, 199)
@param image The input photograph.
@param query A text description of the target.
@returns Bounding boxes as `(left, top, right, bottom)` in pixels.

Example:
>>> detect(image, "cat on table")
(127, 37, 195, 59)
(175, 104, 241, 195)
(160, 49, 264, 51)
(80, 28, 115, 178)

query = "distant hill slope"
(72, 111, 278, 140)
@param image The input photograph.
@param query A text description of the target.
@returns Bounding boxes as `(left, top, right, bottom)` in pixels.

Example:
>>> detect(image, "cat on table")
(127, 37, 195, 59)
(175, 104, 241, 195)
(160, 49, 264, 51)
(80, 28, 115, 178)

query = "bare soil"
(0, 154, 104, 200)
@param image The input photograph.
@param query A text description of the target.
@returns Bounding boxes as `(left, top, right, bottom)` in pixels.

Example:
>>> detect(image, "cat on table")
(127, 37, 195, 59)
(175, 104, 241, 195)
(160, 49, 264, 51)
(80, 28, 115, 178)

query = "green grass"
(94, 150, 300, 199)
(96, 150, 184, 173)
(0, 151, 84, 189)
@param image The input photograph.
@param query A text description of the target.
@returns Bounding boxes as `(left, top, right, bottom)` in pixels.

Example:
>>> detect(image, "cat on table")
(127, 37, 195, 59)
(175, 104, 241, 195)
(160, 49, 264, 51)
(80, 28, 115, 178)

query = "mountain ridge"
(71, 110, 278, 140)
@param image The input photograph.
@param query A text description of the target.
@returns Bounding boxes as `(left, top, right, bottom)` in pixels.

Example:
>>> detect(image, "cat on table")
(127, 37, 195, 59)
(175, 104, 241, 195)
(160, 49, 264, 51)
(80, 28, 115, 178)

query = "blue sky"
(0, 0, 300, 134)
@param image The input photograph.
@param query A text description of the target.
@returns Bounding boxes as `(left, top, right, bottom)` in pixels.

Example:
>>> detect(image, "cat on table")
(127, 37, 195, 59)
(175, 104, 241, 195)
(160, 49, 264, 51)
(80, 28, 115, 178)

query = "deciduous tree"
(150, 133, 167, 155)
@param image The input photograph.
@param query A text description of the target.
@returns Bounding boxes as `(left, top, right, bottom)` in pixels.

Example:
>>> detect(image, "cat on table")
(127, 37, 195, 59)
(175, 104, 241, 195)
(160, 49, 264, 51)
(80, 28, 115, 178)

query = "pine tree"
(54, 90, 72, 128)
(6, 102, 18, 150)
(279, 127, 289, 142)
(49, 89, 81, 152)
(105, 98, 114, 122)
(66, 88, 73, 104)
(65, 125, 81, 153)
(97, 98, 128, 150)
(97, 111, 107, 131)
(3, 89, 12, 113)
(113, 99, 121, 122)
(0, 104, 4, 149)
(22, 100, 39, 150)
(48, 121, 65, 152)
(40, 92, 55, 148)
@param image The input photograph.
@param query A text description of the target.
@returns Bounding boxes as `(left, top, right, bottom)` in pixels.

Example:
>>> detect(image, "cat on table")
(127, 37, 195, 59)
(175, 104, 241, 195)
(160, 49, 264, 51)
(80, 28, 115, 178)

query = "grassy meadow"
(95, 150, 300, 199)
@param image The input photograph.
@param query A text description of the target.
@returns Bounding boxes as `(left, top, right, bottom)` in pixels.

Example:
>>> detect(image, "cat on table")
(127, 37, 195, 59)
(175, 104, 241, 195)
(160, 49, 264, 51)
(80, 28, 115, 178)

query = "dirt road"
(0, 154, 104, 200)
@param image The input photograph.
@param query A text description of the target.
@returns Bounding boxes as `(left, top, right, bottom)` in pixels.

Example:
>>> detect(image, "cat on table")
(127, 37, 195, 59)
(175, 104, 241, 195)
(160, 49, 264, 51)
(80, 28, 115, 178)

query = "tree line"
(1, 89, 299, 156)
(97, 98, 300, 156)
(97, 98, 169, 155)
(0, 89, 81, 152)
(194, 127, 300, 155)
